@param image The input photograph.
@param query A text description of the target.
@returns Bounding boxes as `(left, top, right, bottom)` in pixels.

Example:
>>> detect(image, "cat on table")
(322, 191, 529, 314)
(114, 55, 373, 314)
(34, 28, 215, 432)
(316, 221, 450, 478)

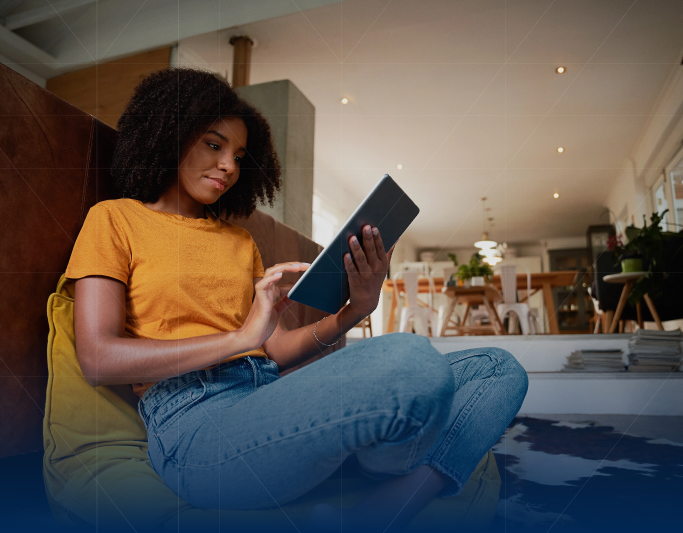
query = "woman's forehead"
(208, 117, 247, 142)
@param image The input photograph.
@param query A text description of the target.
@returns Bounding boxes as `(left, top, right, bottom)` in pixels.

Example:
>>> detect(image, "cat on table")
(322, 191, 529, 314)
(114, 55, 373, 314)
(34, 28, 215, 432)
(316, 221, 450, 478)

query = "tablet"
(288, 174, 420, 314)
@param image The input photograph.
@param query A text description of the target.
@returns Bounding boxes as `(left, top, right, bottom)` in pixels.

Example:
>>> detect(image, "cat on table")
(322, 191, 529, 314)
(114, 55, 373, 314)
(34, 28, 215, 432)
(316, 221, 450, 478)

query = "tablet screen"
(288, 174, 420, 314)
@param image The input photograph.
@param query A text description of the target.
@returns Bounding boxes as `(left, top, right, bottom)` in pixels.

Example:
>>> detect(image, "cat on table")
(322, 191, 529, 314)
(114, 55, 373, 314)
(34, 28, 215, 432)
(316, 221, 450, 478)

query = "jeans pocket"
(152, 379, 207, 461)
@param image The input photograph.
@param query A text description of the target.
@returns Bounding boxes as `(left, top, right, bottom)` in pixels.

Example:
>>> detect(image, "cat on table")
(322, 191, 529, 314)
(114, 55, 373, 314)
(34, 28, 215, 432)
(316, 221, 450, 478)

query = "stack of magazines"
(563, 349, 626, 372)
(627, 329, 683, 372)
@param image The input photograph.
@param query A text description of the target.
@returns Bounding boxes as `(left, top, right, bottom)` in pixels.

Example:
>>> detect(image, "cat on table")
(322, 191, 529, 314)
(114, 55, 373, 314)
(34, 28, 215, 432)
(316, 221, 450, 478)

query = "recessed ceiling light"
(556, 67, 566, 74)
(557, 147, 564, 153)
(554, 193, 560, 199)
(341, 98, 348, 104)
(396, 164, 403, 169)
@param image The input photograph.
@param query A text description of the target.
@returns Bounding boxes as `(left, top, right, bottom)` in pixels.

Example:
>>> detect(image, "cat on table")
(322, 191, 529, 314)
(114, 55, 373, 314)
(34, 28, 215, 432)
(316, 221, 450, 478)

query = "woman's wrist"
(230, 327, 259, 357)
(344, 303, 372, 324)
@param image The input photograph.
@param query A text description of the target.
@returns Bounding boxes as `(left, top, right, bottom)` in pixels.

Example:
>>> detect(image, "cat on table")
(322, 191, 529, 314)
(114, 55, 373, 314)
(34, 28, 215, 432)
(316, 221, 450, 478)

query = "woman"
(66, 68, 528, 533)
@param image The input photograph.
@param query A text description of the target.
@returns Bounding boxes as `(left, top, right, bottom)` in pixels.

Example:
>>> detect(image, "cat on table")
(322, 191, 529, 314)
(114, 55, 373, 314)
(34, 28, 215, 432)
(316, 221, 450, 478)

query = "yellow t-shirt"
(65, 198, 267, 398)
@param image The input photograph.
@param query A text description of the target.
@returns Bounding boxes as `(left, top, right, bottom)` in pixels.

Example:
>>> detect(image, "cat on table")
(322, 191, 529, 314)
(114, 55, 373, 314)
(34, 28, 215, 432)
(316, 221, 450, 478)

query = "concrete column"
(236, 80, 314, 238)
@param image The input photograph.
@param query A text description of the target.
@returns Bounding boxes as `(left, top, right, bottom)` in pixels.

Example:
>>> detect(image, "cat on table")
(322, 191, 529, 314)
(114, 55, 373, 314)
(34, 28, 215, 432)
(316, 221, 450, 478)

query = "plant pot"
(470, 276, 486, 287)
(621, 258, 643, 273)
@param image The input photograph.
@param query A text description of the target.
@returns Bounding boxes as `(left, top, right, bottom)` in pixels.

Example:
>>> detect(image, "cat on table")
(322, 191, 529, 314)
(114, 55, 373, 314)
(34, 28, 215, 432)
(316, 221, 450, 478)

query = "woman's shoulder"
(88, 198, 136, 215)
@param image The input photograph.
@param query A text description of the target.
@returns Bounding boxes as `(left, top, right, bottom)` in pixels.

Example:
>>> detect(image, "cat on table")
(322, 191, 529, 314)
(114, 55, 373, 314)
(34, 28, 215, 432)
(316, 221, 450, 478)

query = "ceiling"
(179, 0, 683, 249)
(3, 0, 683, 248)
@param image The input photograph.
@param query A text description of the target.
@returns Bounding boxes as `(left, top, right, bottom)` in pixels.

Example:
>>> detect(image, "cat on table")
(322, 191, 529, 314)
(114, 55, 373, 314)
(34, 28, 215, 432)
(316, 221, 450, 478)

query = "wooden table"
(383, 271, 577, 334)
(440, 285, 506, 335)
(603, 272, 663, 333)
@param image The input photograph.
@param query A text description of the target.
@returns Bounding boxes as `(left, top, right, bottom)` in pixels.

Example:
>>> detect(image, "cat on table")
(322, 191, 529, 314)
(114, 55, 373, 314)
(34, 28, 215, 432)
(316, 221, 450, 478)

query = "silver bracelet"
(313, 315, 342, 347)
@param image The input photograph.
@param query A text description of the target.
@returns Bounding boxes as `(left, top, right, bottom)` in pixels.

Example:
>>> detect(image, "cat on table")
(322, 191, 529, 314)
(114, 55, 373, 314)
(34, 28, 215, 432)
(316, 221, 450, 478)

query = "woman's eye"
(234, 155, 243, 163)
(207, 143, 220, 150)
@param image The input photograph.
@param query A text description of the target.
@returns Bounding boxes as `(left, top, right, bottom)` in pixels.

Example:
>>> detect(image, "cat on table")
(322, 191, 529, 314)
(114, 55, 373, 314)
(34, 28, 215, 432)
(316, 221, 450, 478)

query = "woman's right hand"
(240, 262, 310, 350)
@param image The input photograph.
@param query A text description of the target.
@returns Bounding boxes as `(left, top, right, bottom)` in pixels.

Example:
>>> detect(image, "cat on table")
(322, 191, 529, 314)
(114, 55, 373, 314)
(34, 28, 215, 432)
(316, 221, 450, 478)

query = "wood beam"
(4, 0, 96, 30)
(229, 35, 253, 88)
(0, 24, 56, 77)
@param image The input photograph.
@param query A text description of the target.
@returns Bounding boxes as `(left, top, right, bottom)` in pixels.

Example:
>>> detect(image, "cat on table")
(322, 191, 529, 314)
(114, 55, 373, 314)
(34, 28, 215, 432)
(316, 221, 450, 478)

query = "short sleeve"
(252, 240, 265, 279)
(65, 204, 131, 284)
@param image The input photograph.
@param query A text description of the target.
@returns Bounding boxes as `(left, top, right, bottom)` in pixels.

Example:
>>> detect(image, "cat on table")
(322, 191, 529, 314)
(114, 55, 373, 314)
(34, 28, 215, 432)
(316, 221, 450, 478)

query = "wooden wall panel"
(46, 48, 171, 128)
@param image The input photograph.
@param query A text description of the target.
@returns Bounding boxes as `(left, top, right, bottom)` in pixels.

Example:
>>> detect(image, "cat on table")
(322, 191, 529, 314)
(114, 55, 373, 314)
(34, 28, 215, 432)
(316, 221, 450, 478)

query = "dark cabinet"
(548, 248, 594, 332)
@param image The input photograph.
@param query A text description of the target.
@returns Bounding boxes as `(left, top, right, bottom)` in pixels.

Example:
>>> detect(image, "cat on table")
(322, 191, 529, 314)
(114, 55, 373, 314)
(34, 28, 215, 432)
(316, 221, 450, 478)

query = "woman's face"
(177, 116, 248, 206)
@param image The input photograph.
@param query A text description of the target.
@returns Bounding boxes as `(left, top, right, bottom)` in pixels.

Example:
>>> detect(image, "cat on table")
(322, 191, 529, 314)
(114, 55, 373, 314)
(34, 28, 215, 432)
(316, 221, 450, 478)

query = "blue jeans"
(137, 333, 528, 511)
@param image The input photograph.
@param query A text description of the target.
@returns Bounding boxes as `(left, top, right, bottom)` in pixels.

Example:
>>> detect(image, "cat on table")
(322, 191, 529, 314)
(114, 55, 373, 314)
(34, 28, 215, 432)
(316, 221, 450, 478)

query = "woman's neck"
(144, 183, 207, 219)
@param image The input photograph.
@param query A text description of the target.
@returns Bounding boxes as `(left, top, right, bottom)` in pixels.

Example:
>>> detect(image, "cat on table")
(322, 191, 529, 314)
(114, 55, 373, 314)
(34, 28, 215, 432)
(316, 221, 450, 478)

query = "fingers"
(255, 271, 283, 290)
(348, 234, 371, 274)
(361, 225, 378, 268)
(263, 261, 310, 279)
(372, 227, 387, 262)
(344, 252, 359, 278)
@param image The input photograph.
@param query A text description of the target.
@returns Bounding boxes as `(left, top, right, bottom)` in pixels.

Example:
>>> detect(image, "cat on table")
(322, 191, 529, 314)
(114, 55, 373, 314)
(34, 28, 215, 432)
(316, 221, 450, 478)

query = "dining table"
(382, 270, 578, 335)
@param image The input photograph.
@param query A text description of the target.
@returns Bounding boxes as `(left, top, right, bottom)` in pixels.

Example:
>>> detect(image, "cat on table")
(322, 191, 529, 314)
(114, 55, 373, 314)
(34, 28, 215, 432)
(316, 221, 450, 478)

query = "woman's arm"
(74, 262, 301, 387)
(263, 225, 394, 372)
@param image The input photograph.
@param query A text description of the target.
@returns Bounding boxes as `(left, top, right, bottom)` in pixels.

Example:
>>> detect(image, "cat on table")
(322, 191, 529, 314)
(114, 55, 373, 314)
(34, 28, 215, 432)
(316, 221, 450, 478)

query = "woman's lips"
(205, 177, 226, 191)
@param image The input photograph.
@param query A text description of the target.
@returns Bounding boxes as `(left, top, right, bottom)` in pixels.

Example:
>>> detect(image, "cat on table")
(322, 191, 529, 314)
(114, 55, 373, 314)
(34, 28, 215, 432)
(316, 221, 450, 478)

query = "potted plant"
(608, 233, 644, 273)
(457, 253, 494, 287)
(446, 253, 458, 286)
(609, 210, 682, 305)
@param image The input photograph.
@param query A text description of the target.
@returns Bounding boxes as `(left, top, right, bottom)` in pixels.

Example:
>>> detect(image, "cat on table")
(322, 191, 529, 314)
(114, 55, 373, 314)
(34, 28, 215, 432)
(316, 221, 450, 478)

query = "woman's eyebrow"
(206, 130, 246, 151)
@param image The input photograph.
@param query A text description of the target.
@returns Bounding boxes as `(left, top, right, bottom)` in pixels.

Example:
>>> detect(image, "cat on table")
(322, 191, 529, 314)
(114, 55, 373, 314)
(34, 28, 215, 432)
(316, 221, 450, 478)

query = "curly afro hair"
(112, 67, 281, 219)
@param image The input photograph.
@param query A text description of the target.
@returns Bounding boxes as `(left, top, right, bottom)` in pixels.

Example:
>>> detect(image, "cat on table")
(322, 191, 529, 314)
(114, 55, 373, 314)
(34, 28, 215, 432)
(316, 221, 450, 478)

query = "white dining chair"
(431, 267, 459, 336)
(392, 268, 437, 336)
(494, 265, 539, 335)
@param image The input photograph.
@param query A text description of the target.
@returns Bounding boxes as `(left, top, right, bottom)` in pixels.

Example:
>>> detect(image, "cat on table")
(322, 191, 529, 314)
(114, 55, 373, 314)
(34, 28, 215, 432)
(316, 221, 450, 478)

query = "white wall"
(605, 65, 683, 228)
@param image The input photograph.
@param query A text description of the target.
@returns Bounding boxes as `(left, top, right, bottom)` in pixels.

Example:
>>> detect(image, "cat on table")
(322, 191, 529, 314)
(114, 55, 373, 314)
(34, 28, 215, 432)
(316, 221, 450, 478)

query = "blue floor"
(3, 415, 681, 532)
(489, 415, 683, 533)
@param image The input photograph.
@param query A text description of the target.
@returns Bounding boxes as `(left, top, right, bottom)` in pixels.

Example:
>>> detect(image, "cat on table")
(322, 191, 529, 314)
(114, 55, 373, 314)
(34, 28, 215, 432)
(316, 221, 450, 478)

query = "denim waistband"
(137, 355, 274, 427)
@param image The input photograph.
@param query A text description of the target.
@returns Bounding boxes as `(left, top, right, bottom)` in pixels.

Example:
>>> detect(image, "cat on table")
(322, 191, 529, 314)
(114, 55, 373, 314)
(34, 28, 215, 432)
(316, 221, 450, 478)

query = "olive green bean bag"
(44, 274, 501, 532)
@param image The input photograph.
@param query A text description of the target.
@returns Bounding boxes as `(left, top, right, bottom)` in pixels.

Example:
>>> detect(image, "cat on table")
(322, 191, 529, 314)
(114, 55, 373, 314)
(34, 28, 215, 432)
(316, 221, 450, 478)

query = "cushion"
(44, 274, 501, 532)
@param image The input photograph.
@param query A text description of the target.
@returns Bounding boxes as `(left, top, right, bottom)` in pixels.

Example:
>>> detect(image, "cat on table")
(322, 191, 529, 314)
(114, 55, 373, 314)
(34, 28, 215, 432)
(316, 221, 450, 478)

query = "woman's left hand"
(344, 225, 395, 320)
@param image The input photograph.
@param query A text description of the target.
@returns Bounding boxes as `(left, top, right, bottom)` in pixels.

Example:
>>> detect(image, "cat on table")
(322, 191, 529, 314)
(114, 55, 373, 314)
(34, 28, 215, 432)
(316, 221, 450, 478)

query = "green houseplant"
(610, 210, 683, 305)
(457, 253, 494, 287)
(446, 253, 459, 285)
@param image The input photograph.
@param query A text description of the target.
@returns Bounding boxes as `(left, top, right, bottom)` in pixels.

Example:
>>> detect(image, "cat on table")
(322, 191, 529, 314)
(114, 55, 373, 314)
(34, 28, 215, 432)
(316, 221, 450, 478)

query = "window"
(668, 149, 683, 232)
(312, 194, 340, 247)
(653, 178, 669, 231)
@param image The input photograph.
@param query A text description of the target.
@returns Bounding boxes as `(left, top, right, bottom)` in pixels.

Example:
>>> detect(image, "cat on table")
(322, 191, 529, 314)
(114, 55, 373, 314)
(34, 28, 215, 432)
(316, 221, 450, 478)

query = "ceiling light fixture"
(484, 256, 503, 266)
(557, 147, 564, 153)
(554, 192, 560, 199)
(556, 66, 565, 74)
(341, 98, 348, 104)
(396, 164, 403, 169)
(474, 197, 498, 250)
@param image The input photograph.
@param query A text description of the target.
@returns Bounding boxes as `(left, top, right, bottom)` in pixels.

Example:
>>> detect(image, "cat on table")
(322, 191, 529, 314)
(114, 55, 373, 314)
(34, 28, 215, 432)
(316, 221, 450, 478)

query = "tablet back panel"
(288, 174, 419, 314)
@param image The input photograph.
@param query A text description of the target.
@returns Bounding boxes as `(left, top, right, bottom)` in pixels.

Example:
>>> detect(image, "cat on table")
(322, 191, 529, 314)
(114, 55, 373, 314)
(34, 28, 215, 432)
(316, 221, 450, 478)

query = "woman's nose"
(217, 156, 236, 174)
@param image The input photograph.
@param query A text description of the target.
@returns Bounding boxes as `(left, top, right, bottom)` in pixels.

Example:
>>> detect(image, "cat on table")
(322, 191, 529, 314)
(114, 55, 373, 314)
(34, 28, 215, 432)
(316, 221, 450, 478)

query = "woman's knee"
(488, 347, 529, 403)
(377, 333, 455, 404)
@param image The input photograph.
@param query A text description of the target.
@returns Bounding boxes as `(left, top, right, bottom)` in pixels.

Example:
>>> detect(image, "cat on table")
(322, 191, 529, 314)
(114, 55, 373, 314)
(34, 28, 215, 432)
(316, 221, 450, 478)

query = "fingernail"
(301, 262, 310, 266)
(352, 236, 358, 245)
(365, 227, 371, 235)
(346, 254, 351, 261)
(372, 227, 378, 235)
(275, 272, 282, 276)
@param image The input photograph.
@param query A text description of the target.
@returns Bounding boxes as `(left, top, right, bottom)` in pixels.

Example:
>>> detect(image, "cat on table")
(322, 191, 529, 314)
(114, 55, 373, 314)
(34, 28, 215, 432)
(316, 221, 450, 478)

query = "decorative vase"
(621, 258, 643, 273)
(470, 276, 485, 287)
